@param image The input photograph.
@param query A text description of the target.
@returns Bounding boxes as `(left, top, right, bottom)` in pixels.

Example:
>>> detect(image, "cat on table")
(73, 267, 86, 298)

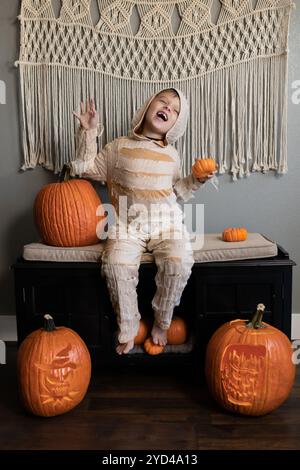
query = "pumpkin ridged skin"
(167, 317, 188, 345)
(134, 318, 151, 345)
(18, 322, 91, 417)
(143, 337, 164, 355)
(34, 179, 104, 247)
(205, 316, 296, 416)
(192, 158, 217, 179)
(222, 227, 247, 242)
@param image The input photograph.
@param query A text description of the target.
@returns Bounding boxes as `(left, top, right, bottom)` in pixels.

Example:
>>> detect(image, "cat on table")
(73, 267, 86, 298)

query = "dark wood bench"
(12, 244, 296, 370)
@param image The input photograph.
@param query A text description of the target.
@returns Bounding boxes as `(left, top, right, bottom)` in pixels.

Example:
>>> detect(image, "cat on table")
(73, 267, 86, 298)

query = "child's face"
(141, 91, 180, 138)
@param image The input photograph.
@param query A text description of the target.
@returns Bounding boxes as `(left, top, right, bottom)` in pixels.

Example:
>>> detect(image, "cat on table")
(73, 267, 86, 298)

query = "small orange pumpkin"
(205, 304, 296, 416)
(34, 165, 106, 247)
(222, 227, 247, 242)
(134, 318, 152, 345)
(18, 314, 91, 417)
(167, 317, 188, 345)
(192, 158, 217, 179)
(143, 337, 164, 355)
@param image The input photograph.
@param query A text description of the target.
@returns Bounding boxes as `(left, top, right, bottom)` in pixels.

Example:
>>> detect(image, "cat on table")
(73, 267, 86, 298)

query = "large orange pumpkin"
(192, 158, 217, 179)
(34, 165, 105, 247)
(18, 315, 91, 417)
(205, 304, 295, 416)
(167, 317, 188, 345)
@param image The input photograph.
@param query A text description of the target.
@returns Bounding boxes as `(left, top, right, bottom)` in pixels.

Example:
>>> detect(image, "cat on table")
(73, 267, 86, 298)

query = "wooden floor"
(1, 344, 300, 451)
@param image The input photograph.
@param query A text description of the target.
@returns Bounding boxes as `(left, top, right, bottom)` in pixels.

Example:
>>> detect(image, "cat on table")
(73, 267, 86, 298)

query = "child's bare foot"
(151, 323, 168, 346)
(116, 339, 134, 355)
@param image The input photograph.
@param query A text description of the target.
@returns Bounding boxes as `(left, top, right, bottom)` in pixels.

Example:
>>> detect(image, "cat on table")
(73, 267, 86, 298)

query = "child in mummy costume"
(71, 88, 215, 355)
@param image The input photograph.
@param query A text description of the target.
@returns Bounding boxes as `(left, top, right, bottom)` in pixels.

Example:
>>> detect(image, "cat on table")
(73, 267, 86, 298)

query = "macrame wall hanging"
(15, 0, 294, 180)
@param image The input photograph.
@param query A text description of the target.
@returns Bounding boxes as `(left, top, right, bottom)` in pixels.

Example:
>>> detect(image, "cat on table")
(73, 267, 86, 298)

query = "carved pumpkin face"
(34, 343, 81, 405)
(18, 318, 91, 417)
(221, 344, 267, 407)
(205, 312, 296, 416)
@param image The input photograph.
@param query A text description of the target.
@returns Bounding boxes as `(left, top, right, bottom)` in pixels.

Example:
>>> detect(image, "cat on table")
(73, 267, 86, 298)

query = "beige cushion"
(191, 233, 277, 262)
(22, 233, 277, 263)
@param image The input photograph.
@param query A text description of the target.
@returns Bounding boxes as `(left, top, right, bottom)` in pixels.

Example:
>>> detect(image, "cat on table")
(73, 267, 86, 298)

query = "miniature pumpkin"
(205, 304, 296, 416)
(192, 158, 217, 179)
(222, 227, 247, 242)
(34, 165, 105, 247)
(167, 317, 188, 345)
(143, 337, 164, 355)
(134, 318, 152, 345)
(18, 314, 91, 417)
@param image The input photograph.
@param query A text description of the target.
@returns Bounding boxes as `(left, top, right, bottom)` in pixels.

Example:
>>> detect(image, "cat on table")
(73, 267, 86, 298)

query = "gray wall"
(0, 0, 299, 318)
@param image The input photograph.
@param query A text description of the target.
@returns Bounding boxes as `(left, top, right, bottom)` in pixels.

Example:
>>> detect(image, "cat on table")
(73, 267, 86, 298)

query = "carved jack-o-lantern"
(205, 304, 296, 416)
(18, 315, 91, 417)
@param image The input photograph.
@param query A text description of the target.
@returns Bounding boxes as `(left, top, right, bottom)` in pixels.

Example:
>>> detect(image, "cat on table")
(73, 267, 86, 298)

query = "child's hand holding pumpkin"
(192, 157, 218, 183)
(195, 172, 217, 183)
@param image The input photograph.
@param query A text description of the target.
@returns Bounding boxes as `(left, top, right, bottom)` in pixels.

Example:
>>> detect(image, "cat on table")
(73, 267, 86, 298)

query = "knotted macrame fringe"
(16, 0, 293, 180)
(19, 54, 288, 179)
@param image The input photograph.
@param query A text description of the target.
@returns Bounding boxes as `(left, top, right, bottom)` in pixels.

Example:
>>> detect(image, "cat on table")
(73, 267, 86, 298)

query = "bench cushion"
(22, 233, 277, 263)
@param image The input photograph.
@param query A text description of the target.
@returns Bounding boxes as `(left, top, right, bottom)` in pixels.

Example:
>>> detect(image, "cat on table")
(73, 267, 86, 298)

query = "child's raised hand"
(73, 99, 99, 130)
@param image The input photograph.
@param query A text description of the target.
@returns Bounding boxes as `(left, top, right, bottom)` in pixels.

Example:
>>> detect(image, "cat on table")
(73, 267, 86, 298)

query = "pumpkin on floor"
(143, 337, 164, 355)
(17, 315, 91, 417)
(192, 158, 217, 179)
(134, 318, 152, 345)
(167, 316, 188, 345)
(222, 227, 247, 242)
(205, 304, 296, 416)
(34, 165, 105, 247)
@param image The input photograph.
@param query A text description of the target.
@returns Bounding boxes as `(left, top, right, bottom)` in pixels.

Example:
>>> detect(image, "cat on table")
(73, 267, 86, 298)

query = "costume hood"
(129, 87, 189, 145)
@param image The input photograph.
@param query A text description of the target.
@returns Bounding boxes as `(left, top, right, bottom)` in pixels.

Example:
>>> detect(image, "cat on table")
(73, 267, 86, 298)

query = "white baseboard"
(292, 314, 300, 340)
(0, 315, 17, 341)
(1, 314, 300, 342)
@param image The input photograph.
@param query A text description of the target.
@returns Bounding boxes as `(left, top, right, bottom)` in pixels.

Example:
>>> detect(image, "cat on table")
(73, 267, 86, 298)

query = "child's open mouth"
(156, 111, 168, 122)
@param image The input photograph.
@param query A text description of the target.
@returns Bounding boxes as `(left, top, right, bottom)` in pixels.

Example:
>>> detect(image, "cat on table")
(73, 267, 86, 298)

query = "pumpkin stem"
(59, 164, 71, 183)
(246, 303, 267, 329)
(44, 314, 56, 332)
